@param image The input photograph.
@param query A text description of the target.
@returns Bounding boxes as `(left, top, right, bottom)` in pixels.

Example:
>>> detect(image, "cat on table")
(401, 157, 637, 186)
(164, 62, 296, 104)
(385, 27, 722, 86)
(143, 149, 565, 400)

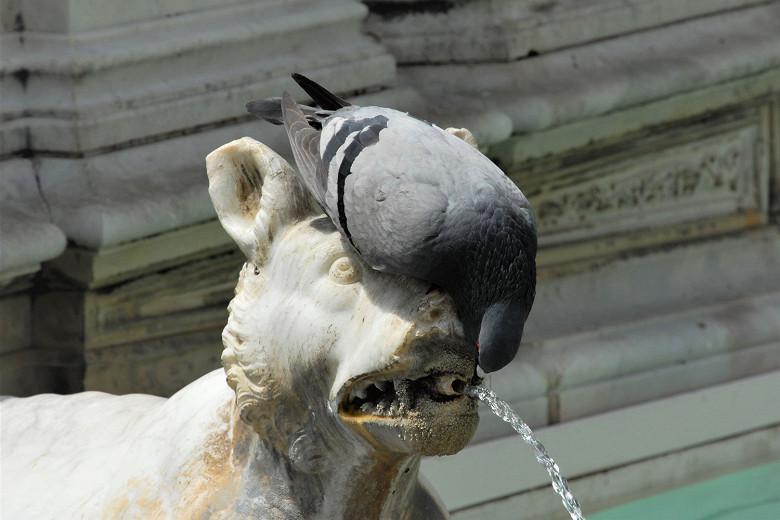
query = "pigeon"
(246, 73, 537, 373)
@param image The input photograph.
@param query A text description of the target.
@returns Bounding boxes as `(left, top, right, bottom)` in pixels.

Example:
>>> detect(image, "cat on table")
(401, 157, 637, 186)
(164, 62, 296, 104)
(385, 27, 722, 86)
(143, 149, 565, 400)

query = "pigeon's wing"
(246, 97, 286, 125)
(347, 173, 450, 275)
(327, 111, 464, 276)
(280, 92, 329, 209)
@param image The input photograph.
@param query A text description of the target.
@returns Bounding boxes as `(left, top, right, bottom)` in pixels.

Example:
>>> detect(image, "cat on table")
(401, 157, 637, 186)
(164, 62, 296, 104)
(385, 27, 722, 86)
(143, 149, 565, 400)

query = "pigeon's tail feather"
(280, 91, 329, 209)
(246, 98, 285, 125)
(247, 97, 331, 129)
(292, 73, 351, 111)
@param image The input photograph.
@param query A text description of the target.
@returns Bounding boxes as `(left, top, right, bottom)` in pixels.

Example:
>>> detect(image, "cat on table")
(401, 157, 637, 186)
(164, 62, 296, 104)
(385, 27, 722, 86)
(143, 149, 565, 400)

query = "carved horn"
(206, 137, 314, 265)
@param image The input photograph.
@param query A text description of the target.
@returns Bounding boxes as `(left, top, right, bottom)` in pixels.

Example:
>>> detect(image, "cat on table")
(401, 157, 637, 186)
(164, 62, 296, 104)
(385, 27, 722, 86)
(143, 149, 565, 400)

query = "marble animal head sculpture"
(208, 136, 481, 492)
(0, 137, 479, 520)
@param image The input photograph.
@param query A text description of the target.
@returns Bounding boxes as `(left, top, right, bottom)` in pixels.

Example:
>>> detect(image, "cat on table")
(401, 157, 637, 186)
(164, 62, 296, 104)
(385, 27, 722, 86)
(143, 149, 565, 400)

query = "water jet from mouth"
(465, 384, 587, 520)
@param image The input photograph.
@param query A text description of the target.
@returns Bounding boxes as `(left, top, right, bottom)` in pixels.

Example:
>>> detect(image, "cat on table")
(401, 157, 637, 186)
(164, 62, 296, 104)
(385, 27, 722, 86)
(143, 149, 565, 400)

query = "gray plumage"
(246, 74, 537, 373)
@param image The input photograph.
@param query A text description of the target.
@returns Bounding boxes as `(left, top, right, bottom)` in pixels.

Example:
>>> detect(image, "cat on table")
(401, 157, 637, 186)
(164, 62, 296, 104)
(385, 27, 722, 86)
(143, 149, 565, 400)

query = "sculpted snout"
(331, 286, 478, 457)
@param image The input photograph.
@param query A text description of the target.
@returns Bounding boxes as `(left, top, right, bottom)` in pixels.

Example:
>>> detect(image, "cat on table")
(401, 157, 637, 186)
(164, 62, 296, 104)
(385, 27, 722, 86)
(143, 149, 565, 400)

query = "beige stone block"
(4, 0, 251, 33)
(32, 290, 86, 353)
(1, 0, 395, 155)
(423, 371, 780, 512)
(365, 0, 768, 63)
(8, 222, 246, 397)
(31, 246, 244, 396)
(83, 331, 222, 397)
(47, 219, 235, 289)
(81, 250, 242, 351)
(449, 425, 780, 519)
(0, 348, 83, 396)
(557, 341, 780, 422)
(0, 293, 30, 354)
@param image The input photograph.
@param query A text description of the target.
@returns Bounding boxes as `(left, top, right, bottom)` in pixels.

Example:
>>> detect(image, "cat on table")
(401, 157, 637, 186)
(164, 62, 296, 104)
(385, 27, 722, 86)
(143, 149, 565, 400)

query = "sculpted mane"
(222, 261, 371, 474)
(221, 264, 279, 442)
(215, 140, 330, 467)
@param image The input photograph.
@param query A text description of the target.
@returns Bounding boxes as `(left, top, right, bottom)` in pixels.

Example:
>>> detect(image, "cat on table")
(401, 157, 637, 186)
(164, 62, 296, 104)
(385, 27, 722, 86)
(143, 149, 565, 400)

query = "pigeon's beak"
(476, 302, 527, 373)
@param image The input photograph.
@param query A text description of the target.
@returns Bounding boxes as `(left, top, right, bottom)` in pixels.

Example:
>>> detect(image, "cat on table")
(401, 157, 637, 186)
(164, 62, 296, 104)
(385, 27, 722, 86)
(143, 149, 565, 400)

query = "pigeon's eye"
(329, 256, 361, 285)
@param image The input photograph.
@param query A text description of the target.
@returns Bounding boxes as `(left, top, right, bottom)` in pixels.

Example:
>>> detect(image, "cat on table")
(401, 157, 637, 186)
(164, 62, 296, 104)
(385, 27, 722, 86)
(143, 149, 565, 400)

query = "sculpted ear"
(446, 127, 479, 148)
(206, 137, 315, 265)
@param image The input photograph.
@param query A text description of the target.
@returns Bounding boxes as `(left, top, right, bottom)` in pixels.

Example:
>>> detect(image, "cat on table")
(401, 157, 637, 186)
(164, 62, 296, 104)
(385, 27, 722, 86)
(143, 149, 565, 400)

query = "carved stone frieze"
(509, 105, 771, 262)
(535, 125, 762, 239)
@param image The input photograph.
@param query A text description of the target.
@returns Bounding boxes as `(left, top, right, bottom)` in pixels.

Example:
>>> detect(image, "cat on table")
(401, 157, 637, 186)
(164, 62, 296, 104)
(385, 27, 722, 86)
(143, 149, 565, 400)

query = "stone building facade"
(2, 0, 779, 516)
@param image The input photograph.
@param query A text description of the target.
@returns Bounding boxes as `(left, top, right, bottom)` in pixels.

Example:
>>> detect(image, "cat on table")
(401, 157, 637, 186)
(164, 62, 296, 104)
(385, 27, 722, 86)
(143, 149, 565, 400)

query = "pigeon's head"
(452, 204, 537, 374)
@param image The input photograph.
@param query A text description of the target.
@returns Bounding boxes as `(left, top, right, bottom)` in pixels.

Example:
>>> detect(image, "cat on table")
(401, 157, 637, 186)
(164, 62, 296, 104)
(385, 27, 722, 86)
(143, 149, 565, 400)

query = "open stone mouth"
(341, 373, 469, 418)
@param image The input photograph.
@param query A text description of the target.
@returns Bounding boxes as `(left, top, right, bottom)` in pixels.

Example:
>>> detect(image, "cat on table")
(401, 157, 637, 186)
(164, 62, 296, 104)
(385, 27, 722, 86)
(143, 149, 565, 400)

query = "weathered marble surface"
(0, 138, 478, 519)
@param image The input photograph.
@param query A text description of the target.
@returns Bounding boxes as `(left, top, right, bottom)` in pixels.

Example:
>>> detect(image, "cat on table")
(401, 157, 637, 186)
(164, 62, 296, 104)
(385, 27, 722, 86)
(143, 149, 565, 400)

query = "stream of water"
(465, 384, 587, 520)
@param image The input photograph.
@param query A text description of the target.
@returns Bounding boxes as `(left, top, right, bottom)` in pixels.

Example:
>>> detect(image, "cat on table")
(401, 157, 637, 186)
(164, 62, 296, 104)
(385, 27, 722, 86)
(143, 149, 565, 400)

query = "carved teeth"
(353, 380, 371, 400)
(345, 373, 465, 416)
(375, 380, 391, 392)
(348, 378, 395, 405)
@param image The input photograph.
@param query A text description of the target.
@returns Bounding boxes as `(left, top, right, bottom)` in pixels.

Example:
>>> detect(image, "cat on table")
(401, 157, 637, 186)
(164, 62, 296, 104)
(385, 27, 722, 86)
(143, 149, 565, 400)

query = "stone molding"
(31, 247, 245, 396)
(469, 227, 780, 441)
(47, 219, 234, 289)
(424, 374, 780, 515)
(0, 159, 66, 286)
(535, 127, 761, 235)
(524, 103, 772, 261)
(2, 0, 251, 33)
(363, 0, 770, 64)
(398, 3, 780, 138)
(1, 0, 394, 156)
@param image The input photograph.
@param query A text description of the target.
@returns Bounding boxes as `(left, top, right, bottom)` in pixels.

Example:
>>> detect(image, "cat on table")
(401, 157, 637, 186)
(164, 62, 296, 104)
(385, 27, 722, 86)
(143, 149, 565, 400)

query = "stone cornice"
(397, 2, 780, 140)
(1, 0, 394, 156)
(364, 0, 772, 64)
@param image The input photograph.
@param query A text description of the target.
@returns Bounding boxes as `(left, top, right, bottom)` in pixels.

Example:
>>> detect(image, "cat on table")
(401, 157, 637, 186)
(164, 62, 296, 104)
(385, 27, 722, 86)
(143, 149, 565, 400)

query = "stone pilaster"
(0, 0, 396, 395)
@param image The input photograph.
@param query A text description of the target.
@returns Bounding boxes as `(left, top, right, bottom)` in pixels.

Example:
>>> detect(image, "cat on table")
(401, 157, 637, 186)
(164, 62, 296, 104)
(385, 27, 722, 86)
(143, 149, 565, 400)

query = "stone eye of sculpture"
(1, 137, 481, 520)
(329, 255, 362, 284)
